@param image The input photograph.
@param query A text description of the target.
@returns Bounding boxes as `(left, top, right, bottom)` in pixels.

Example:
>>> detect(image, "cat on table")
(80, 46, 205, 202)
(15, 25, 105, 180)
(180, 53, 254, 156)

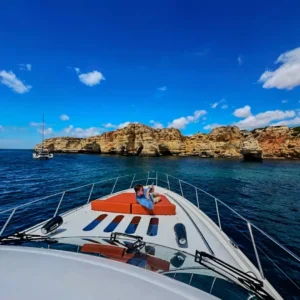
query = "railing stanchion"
(166, 174, 170, 190)
(248, 222, 264, 279)
(215, 198, 222, 230)
(130, 174, 136, 188)
(195, 187, 200, 209)
(111, 177, 119, 194)
(179, 180, 184, 197)
(146, 171, 150, 186)
(156, 172, 158, 186)
(86, 184, 95, 204)
(0, 208, 16, 236)
(54, 192, 65, 217)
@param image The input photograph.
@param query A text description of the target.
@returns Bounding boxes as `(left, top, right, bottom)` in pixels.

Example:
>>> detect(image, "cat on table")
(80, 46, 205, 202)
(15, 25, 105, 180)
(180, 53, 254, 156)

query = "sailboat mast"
(42, 114, 44, 150)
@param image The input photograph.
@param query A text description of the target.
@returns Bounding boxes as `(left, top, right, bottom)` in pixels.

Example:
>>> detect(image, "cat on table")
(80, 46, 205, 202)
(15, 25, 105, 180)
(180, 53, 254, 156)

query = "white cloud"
(31, 121, 53, 135)
(237, 56, 243, 65)
(118, 122, 130, 129)
(259, 47, 300, 90)
(0, 125, 4, 132)
(19, 64, 32, 71)
(30, 122, 42, 127)
(63, 126, 101, 137)
(0, 70, 31, 94)
(78, 70, 105, 86)
(74, 67, 80, 74)
(74, 127, 100, 137)
(150, 120, 164, 129)
(103, 122, 137, 129)
(38, 128, 53, 135)
(193, 110, 206, 119)
(103, 123, 117, 128)
(271, 117, 300, 126)
(117, 121, 137, 129)
(233, 105, 252, 118)
(234, 109, 296, 129)
(168, 110, 207, 129)
(64, 125, 74, 134)
(211, 98, 225, 109)
(61, 125, 103, 138)
(281, 99, 288, 103)
(204, 123, 224, 130)
(60, 114, 70, 121)
(64, 123, 142, 137)
(221, 104, 228, 109)
(158, 86, 167, 91)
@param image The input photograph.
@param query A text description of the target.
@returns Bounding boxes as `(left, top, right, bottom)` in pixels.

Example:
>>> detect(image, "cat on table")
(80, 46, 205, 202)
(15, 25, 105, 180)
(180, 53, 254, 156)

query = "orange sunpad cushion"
(81, 244, 134, 259)
(81, 244, 170, 271)
(91, 193, 136, 214)
(91, 201, 131, 213)
(101, 193, 137, 204)
(91, 193, 176, 215)
(146, 255, 170, 272)
(91, 193, 135, 213)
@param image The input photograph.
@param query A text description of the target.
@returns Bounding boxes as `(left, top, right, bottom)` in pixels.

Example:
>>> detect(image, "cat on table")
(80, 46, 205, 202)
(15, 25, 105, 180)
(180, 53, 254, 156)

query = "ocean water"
(0, 149, 299, 298)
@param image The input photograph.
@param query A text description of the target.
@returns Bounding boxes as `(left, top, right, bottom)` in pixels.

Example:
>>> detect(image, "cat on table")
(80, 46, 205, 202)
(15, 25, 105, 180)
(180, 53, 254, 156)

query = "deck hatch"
(83, 214, 108, 231)
(103, 215, 124, 232)
(125, 216, 141, 234)
(147, 218, 159, 236)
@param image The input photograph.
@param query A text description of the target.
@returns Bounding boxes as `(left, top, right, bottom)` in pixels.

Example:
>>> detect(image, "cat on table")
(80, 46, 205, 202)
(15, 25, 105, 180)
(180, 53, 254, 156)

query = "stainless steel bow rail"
(0, 171, 299, 292)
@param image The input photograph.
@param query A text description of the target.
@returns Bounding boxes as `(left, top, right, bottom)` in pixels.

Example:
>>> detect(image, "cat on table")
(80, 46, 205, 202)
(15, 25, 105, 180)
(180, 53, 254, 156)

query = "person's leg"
(152, 196, 161, 203)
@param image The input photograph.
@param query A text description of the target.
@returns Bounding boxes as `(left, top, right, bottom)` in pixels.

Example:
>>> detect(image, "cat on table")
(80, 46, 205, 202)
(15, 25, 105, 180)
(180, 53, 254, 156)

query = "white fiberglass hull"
(2, 171, 297, 299)
(33, 153, 53, 159)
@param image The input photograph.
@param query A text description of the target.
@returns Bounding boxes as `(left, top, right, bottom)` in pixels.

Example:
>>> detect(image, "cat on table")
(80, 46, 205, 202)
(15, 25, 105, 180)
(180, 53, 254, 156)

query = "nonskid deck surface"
(29, 186, 254, 272)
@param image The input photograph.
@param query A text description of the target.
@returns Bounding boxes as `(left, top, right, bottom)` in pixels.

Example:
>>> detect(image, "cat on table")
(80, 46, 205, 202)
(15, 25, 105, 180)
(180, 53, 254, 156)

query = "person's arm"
(145, 188, 151, 199)
(148, 183, 154, 193)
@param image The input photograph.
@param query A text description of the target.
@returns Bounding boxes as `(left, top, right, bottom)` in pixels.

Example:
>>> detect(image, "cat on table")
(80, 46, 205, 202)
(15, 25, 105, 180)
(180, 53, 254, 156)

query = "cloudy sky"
(1, 1, 300, 148)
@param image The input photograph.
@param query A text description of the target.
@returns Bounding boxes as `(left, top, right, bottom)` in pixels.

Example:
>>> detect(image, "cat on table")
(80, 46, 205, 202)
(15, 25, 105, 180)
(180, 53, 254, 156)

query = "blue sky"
(1, 0, 300, 148)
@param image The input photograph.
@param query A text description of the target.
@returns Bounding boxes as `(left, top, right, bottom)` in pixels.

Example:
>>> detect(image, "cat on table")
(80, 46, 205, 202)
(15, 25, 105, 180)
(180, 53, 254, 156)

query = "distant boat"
(33, 114, 53, 159)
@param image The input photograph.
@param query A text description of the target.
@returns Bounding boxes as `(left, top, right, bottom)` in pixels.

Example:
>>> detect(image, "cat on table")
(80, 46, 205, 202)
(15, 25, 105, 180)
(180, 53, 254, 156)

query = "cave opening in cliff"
(119, 145, 126, 155)
(158, 145, 173, 156)
(136, 144, 143, 155)
(242, 153, 263, 162)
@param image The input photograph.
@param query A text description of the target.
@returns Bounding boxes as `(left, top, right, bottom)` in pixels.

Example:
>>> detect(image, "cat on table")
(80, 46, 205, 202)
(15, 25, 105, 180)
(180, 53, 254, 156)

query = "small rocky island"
(35, 124, 300, 160)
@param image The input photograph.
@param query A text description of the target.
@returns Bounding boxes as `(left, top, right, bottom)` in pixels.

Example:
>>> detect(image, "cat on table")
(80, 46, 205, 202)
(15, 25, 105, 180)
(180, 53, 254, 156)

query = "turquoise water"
(0, 150, 299, 298)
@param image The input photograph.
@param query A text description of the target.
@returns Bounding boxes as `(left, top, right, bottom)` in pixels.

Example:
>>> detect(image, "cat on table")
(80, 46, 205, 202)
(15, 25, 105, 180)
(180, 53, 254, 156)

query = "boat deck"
(29, 186, 258, 273)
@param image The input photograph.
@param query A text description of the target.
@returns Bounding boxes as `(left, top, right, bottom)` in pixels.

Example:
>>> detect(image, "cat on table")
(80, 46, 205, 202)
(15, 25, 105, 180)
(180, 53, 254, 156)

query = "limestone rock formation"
(36, 123, 300, 159)
(201, 126, 243, 158)
(252, 126, 300, 159)
(240, 131, 262, 161)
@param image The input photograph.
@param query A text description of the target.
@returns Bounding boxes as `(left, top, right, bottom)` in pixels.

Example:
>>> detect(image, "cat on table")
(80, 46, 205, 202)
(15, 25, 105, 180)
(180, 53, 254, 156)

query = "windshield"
(15, 236, 262, 300)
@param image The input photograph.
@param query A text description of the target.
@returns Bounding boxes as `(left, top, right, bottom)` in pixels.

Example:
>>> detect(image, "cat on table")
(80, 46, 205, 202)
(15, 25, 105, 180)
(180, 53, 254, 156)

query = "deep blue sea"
(0, 150, 299, 298)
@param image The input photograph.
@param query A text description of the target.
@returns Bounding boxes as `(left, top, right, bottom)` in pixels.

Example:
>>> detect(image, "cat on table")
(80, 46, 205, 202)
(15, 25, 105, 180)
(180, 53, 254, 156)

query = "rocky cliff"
(36, 123, 300, 160)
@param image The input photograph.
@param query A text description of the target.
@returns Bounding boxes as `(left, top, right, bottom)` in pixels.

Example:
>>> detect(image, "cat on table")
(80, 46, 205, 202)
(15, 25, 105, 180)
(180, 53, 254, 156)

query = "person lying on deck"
(134, 184, 161, 210)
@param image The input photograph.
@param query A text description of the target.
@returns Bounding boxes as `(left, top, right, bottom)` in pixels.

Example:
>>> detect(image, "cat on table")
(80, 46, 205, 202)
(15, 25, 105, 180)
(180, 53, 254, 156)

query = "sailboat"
(33, 114, 53, 159)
